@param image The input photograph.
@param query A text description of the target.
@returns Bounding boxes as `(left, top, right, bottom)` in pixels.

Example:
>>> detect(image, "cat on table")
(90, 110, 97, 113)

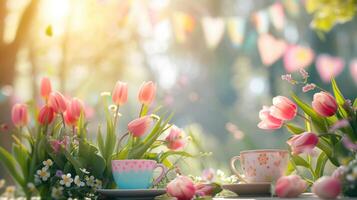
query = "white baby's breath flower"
(43, 159, 53, 168)
(51, 186, 64, 199)
(79, 168, 90, 174)
(74, 175, 85, 187)
(94, 179, 102, 189)
(85, 175, 95, 187)
(0, 179, 5, 189)
(60, 173, 73, 187)
(27, 182, 36, 192)
(36, 167, 50, 181)
(3, 186, 16, 198)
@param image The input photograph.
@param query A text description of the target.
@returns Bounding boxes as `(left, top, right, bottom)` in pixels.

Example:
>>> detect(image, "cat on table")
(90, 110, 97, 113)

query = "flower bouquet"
(258, 69, 357, 197)
(0, 78, 191, 199)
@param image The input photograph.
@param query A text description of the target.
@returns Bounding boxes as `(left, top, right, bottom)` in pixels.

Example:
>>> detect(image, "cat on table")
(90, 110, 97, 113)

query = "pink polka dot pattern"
(112, 160, 157, 173)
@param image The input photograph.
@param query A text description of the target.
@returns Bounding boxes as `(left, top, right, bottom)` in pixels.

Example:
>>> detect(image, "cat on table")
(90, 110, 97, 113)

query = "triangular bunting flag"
(258, 34, 287, 66)
(252, 10, 270, 34)
(350, 59, 357, 84)
(227, 17, 246, 47)
(316, 54, 345, 82)
(172, 12, 195, 43)
(201, 17, 226, 49)
(269, 2, 285, 31)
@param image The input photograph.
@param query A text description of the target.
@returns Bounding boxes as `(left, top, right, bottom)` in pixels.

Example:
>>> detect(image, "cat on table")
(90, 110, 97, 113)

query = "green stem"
(113, 105, 120, 131)
(139, 104, 144, 117)
(60, 113, 66, 129)
(297, 112, 310, 122)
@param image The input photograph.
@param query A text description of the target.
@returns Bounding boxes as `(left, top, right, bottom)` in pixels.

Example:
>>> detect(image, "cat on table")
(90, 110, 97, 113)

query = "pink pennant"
(283, 45, 315, 72)
(350, 59, 357, 84)
(258, 34, 287, 66)
(316, 54, 345, 82)
(269, 2, 285, 31)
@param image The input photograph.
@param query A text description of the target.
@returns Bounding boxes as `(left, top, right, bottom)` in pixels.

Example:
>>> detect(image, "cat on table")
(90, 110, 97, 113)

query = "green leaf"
(315, 152, 328, 178)
(0, 146, 25, 187)
(316, 139, 339, 166)
(353, 98, 357, 108)
(291, 155, 310, 168)
(45, 25, 53, 36)
(285, 161, 296, 175)
(285, 123, 305, 135)
(159, 151, 193, 163)
(292, 93, 327, 132)
(12, 144, 29, 180)
(331, 79, 348, 118)
(78, 139, 106, 178)
(97, 125, 105, 157)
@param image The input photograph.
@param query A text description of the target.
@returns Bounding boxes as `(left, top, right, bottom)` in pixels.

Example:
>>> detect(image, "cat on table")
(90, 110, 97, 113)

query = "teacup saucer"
(97, 188, 166, 200)
(222, 182, 271, 196)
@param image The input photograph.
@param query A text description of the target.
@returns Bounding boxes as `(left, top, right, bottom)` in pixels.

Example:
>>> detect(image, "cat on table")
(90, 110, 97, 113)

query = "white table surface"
(213, 193, 357, 199)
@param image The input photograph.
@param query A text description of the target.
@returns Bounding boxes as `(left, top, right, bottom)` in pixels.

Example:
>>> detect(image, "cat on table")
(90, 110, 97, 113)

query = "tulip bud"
(270, 96, 297, 121)
(287, 132, 319, 155)
(312, 176, 341, 199)
(40, 77, 52, 100)
(38, 105, 55, 125)
(48, 91, 67, 113)
(138, 81, 156, 105)
(11, 104, 29, 127)
(312, 92, 338, 117)
(127, 116, 152, 137)
(257, 106, 283, 130)
(166, 176, 196, 200)
(68, 98, 84, 119)
(275, 175, 307, 198)
(165, 126, 186, 150)
(112, 81, 128, 106)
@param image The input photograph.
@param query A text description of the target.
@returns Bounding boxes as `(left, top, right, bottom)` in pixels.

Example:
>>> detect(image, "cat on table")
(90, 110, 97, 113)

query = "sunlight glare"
(41, 0, 70, 24)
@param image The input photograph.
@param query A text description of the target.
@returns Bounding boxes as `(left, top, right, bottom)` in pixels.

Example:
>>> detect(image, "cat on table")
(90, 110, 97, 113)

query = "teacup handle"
(152, 163, 166, 186)
(230, 156, 247, 183)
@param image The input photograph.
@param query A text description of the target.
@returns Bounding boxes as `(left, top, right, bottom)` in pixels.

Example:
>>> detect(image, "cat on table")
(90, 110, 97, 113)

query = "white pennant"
(201, 17, 226, 49)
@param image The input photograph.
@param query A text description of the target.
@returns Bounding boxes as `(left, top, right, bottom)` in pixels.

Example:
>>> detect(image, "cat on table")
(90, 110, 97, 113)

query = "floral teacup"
(112, 159, 166, 189)
(230, 149, 289, 183)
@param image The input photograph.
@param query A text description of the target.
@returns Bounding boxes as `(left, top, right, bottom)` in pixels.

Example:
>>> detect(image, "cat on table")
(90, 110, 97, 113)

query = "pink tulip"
(127, 116, 152, 137)
(165, 126, 187, 150)
(195, 183, 214, 196)
(50, 138, 68, 153)
(270, 96, 297, 121)
(166, 176, 196, 200)
(38, 105, 55, 125)
(275, 175, 307, 198)
(312, 92, 338, 117)
(48, 91, 67, 113)
(112, 81, 128, 106)
(11, 104, 29, 127)
(287, 132, 319, 155)
(312, 176, 341, 199)
(63, 111, 77, 126)
(257, 106, 283, 130)
(138, 81, 156, 105)
(40, 77, 52, 100)
(67, 98, 84, 119)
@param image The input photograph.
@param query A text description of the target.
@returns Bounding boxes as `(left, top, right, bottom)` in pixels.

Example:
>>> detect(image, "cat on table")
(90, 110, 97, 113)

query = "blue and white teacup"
(111, 159, 166, 189)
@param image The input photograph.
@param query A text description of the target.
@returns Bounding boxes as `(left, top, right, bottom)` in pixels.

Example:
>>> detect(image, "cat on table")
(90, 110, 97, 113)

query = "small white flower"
(60, 173, 73, 187)
(347, 174, 356, 181)
(51, 186, 64, 199)
(85, 175, 95, 187)
(100, 92, 111, 97)
(74, 175, 85, 187)
(79, 168, 90, 174)
(94, 179, 102, 189)
(27, 182, 36, 192)
(43, 159, 53, 168)
(36, 167, 50, 181)
(0, 179, 5, 189)
(3, 186, 16, 198)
